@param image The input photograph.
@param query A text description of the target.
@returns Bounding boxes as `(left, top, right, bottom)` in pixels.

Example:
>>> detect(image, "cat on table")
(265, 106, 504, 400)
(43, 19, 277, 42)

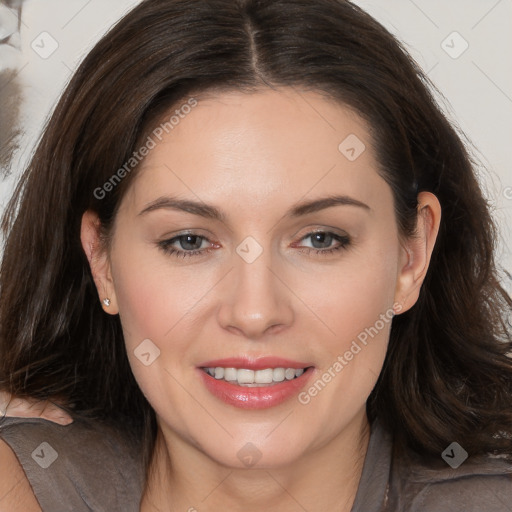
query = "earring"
(102, 298, 111, 307)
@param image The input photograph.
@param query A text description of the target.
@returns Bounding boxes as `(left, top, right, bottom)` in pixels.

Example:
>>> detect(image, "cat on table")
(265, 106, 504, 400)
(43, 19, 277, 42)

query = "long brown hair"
(1, 0, 511, 476)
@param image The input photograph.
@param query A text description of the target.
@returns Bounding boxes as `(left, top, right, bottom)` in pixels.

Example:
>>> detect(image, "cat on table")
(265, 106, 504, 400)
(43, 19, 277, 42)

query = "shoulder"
(0, 438, 41, 511)
(391, 442, 512, 512)
(0, 416, 144, 512)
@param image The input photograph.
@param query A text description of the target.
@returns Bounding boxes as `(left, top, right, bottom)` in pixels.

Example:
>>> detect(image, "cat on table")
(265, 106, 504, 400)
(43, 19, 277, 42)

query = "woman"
(1, 0, 511, 510)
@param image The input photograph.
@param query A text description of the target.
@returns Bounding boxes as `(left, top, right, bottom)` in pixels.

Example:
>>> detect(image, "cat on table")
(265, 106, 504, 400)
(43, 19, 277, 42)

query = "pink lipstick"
(197, 356, 315, 409)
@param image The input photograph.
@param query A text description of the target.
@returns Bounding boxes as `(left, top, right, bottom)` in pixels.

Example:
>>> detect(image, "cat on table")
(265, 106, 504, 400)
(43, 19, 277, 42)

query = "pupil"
(312, 233, 331, 249)
(181, 235, 201, 250)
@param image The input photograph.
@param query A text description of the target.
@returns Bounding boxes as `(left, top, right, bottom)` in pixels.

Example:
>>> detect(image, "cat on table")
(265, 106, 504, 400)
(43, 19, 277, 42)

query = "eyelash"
(157, 231, 351, 259)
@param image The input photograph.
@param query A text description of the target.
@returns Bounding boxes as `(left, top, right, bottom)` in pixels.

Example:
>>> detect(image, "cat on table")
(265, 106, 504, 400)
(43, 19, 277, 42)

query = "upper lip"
(198, 356, 314, 371)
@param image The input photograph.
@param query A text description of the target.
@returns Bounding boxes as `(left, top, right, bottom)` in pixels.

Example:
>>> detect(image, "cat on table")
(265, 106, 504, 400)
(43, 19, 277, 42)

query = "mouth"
(201, 366, 308, 386)
(197, 357, 315, 409)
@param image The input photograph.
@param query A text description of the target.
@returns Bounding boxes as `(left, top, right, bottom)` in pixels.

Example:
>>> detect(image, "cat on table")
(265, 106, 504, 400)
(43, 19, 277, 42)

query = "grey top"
(352, 419, 512, 511)
(0, 416, 144, 511)
(1, 415, 511, 511)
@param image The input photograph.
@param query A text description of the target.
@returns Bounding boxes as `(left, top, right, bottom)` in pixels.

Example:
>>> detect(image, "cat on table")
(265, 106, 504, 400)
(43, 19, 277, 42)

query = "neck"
(141, 411, 371, 512)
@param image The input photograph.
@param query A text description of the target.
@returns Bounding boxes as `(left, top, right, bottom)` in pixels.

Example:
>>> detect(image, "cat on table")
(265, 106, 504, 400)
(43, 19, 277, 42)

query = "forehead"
(122, 87, 390, 218)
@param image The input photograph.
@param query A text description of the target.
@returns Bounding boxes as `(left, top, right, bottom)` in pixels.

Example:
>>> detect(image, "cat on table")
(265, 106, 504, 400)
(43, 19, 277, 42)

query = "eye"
(158, 233, 215, 258)
(157, 230, 351, 259)
(295, 231, 351, 256)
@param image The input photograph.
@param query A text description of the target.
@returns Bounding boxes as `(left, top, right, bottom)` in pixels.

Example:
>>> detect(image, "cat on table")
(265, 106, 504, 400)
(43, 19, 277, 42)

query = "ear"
(394, 191, 441, 315)
(80, 210, 119, 315)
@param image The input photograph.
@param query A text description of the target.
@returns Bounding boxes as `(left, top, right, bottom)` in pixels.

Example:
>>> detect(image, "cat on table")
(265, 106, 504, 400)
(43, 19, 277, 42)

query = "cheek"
(306, 235, 399, 346)
(109, 247, 198, 410)
(295, 236, 399, 416)
(111, 254, 167, 348)
(110, 239, 210, 346)
(109, 239, 223, 400)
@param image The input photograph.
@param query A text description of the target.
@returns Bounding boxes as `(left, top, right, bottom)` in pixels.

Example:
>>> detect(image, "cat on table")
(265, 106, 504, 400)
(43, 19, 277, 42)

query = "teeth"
(255, 368, 273, 384)
(204, 366, 307, 386)
(224, 367, 237, 381)
(237, 369, 254, 384)
(285, 368, 296, 380)
(273, 368, 285, 382)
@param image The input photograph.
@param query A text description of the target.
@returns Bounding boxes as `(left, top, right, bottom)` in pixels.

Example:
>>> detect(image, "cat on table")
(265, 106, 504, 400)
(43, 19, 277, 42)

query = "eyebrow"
(138, 194, 371, 220)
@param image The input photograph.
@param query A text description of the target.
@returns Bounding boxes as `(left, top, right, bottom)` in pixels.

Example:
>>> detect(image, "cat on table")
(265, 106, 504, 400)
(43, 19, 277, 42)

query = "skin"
(81, 87, 441, 511)
(0, 391, 72, 425)
(0, 438, 41, 511)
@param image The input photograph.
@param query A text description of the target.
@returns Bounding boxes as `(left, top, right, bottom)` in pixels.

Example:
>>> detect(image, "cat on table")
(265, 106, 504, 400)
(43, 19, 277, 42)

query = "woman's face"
(86, 87, 435, 468)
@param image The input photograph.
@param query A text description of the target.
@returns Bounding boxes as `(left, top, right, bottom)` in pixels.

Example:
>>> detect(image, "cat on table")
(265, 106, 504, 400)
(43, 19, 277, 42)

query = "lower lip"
(197, 367, 314, 409)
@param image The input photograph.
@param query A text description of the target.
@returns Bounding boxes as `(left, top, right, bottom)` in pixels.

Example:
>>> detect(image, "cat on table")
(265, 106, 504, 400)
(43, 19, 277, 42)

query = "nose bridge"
(217, 236, 293, 337)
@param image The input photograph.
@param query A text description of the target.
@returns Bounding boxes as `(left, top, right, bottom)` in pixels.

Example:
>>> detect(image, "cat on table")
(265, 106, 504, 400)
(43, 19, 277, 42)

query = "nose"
(217, 243, 294, 340)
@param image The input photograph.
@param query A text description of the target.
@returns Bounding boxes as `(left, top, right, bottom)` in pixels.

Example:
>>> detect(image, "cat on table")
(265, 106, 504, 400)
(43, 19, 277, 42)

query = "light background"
(1, 0, 511, 289)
